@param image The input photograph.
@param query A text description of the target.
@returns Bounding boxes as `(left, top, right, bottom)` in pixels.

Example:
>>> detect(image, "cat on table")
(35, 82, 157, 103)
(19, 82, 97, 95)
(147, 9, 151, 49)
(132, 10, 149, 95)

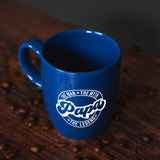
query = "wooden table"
(0, 0, 160, 159)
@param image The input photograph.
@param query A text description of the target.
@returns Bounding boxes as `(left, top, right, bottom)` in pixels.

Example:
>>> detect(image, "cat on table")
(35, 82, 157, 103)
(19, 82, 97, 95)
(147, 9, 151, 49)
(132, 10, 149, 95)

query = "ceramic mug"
(18, 29, 121, 140)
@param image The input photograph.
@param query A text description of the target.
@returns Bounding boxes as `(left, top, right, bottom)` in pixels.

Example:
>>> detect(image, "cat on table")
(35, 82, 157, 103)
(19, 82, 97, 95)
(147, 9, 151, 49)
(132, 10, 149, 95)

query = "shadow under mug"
(18, 29, 121, 140)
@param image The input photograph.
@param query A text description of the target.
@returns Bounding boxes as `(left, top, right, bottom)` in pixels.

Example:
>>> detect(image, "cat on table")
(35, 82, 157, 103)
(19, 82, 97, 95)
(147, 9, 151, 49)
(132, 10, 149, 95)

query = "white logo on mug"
(56, 90, 107, 128)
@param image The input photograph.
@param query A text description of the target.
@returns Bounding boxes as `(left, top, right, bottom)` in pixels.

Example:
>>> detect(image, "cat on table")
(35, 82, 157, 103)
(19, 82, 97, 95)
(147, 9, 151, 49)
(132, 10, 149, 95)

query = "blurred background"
(15, 0, 160, 57)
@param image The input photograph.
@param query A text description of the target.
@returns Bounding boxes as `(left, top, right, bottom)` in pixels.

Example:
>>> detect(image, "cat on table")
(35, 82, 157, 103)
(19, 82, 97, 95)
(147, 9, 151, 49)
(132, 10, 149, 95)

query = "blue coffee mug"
(18, 29, 121, 140)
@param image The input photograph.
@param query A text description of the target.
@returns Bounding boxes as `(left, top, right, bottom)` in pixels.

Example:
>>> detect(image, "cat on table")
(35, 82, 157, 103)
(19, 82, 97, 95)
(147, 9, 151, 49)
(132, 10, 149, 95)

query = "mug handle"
(18, 39, 43, 89)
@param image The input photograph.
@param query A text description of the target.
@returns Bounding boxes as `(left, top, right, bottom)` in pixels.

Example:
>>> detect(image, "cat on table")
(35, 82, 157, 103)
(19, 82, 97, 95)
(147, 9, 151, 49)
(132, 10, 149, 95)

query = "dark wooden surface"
(0, 0, 160, 160)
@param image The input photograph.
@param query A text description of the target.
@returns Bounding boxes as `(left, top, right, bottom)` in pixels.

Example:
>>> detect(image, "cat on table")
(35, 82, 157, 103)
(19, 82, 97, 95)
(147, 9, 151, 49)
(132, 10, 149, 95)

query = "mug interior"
(42, 29, 120, 73)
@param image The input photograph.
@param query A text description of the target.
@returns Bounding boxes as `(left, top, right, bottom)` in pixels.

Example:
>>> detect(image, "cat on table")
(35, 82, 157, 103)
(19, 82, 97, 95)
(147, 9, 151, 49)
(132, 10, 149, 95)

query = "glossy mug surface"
(18, 29, 121, 140)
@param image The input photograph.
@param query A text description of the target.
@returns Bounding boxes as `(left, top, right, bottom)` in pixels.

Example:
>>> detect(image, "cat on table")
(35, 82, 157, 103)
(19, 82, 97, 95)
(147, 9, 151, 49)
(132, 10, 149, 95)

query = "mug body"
(40, 29, 121, 140)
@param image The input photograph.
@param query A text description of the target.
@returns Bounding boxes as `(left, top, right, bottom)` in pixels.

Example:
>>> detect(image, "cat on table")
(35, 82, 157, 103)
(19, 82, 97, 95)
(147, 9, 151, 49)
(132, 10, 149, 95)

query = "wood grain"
(0, 0, 160, 160)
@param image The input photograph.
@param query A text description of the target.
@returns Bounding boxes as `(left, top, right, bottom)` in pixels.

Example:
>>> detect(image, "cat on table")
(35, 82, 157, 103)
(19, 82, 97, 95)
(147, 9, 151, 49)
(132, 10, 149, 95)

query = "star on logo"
(56, 89, 107, 128)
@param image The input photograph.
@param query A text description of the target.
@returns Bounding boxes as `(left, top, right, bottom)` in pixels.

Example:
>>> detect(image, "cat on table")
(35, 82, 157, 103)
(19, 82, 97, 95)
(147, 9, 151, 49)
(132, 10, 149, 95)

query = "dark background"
(15, 0, 160, 57)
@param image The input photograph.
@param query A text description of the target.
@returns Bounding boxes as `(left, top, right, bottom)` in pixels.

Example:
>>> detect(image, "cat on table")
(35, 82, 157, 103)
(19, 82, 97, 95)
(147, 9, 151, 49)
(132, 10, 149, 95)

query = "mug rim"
(40, 29, 121, 76)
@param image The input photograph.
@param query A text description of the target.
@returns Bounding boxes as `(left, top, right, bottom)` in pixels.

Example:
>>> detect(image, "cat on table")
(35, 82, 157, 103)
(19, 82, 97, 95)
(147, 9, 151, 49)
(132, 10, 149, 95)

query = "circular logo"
(56, 90, 106, 128)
